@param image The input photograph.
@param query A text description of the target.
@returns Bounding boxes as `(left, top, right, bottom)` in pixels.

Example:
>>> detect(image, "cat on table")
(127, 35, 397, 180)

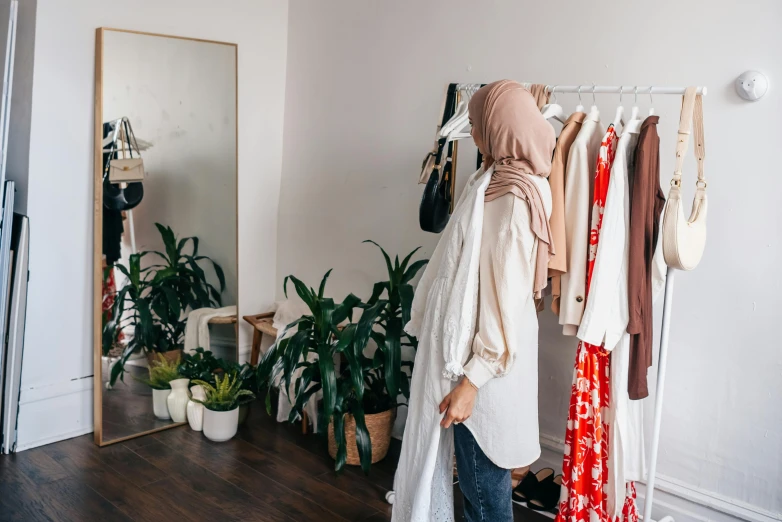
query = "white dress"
(392, 165, 549, 521)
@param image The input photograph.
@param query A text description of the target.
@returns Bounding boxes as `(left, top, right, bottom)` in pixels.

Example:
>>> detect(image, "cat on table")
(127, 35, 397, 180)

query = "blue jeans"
(454, 423, 513, 522)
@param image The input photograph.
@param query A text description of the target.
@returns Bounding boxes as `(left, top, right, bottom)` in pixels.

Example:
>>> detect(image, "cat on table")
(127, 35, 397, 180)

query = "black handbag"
(419, 137, 453, 233)
(103, 119, 144, 211)
(419, 84, 458, 233)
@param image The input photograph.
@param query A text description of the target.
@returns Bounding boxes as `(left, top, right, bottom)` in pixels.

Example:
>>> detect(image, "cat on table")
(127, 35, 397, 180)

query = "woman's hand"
(439, 377, 478, 428)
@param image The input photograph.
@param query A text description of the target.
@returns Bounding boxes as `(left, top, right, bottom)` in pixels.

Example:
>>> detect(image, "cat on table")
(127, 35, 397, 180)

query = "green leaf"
(265, 388, 273, 415)
(109, 340, 139, 385)
(282, 330, 310, 396)
(401, 259, 429, 284)
(155, 223, 178, 264)
(352, 409, 373, 474)
(283, 274, 316, 311)
(399, 246, 422, 274)
(332, 413, 347, 472)
(383, 317, 402, 399)
(333, 293, 360, 325)
(399, 284, 415, 325)
(317, 342, 337, 423)
(363, 240, 394, 288)
(318, 269, 333, 299)
(365, 282, 387, 306)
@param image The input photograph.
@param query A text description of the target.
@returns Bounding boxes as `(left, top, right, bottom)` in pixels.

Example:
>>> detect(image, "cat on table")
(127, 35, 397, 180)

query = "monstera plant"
(103, 223, 225, 386)
(257, 243, 427, 473)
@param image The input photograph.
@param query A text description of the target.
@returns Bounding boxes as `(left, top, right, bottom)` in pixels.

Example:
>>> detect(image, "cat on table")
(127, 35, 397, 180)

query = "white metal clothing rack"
(540, 83, 706, 522)
(404, 83, 706, 522)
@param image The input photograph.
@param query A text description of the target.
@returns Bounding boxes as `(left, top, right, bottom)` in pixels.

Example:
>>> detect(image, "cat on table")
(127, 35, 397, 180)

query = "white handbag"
(662, 86, 707, 271)
(108, 123, 145, 183)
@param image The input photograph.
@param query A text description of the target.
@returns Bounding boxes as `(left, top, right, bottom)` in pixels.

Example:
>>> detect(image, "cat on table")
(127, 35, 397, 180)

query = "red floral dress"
(556, 125, 637, 522)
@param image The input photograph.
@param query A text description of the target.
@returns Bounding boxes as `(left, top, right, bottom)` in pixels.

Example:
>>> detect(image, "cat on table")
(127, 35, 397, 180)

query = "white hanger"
(541, 86, 567, 124)
(611, 86, 626, 129)
(648, 86, 655, 116)
(575, 85, 585, 113)
(440, 84, 476, 137)
(630, 86, 640, 121)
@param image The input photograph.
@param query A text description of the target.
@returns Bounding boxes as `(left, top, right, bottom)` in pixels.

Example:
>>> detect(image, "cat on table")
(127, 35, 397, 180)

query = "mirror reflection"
(96, 29, 238, 444)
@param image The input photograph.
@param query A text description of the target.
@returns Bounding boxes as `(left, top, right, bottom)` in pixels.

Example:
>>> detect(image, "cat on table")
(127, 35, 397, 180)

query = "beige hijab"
(469, 80, 556, 298)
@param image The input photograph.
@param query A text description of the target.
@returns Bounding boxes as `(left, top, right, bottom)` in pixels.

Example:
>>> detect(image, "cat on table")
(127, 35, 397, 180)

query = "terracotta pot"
(328, 409, 395, 466)
(146, 349, 183, 367)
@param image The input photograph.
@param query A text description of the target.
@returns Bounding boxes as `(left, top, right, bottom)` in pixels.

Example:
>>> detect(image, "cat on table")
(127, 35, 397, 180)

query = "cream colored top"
(559, 107, 604, 335)
(460, 179, 551, 469)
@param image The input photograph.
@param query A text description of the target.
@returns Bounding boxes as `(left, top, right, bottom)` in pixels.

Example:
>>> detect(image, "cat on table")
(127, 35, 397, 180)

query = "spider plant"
(103, 223, 225, 386)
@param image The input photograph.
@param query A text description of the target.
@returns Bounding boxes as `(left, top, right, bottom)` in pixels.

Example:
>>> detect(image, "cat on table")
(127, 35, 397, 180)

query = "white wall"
(277, 0, 782, 520)
(4, 0, 36, 214)
(17, 0, 288, 450)
(103, 30, 238, 307)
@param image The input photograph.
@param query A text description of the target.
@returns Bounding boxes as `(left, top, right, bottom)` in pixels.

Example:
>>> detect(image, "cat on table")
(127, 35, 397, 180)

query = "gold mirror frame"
(93, 28, 238, 446)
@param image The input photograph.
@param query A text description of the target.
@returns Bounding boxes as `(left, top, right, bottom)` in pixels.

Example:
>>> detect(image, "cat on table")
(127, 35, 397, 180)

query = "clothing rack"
(416, 82, 707, 522)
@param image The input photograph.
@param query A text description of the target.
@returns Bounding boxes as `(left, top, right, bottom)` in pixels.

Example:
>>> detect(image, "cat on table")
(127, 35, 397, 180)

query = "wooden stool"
(242, 312, 310, 434)
(242, 312, 277, 366)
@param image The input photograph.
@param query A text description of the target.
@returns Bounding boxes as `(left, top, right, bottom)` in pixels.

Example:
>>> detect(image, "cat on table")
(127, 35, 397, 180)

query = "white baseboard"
(16, 376, 94, 451)
(537, 433, 781, 522)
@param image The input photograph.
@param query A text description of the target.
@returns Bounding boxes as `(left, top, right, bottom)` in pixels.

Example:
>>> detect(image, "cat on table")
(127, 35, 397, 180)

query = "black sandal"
(528, 474, 563, 512)
(511, 468, 554, 505)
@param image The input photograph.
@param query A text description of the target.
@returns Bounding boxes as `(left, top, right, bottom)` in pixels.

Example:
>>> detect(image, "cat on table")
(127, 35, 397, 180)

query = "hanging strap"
(672, 86, 706, 187)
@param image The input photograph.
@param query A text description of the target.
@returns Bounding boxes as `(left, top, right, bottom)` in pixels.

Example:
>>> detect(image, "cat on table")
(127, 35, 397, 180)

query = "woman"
(392, 81, 556, 522)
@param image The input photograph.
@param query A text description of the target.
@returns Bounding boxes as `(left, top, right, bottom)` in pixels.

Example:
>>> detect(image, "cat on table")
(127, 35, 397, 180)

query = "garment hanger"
(440, 84, 476, 137)
(630, 86, 641, 121)
(648, 86, 655, 116)
(575, 85, 585, 113)
(541, 86, 567, 124)
(611, 86, 626, 129)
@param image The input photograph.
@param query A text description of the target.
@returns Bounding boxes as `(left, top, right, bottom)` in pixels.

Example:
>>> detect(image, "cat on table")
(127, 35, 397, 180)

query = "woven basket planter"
(146, 349, 183, 367)
(328, 408, 395, 466)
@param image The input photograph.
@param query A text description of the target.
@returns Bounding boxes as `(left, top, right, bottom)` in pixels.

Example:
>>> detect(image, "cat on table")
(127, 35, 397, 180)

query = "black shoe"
(527, 474, 563, 512)
(511, 468, 554, 505)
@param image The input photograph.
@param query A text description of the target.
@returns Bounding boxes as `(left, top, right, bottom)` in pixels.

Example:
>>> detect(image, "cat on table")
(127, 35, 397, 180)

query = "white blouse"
(462, 183, 550, 470)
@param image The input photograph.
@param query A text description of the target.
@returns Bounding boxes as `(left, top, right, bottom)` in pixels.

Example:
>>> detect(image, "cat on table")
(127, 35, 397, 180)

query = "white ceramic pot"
(187, 384, 207, 431)
(167, 378, 191, 422)
(202, 407, 239, 442)
(152, 388, 171, 420)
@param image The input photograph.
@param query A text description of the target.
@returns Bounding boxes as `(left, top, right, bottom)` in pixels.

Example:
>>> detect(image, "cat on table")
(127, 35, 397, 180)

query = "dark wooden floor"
(0, 409, 550, 522)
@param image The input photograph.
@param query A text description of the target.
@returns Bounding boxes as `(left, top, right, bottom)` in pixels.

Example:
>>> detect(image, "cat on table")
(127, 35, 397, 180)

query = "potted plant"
(137, 353, 182, 420)
(257, 244, 426, 473)
(192, 372, 256, 442)
(103, 223, 225, 386)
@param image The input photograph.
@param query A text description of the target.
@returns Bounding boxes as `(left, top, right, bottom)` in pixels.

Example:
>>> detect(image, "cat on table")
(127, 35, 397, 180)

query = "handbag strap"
(672, 86, 706, 187)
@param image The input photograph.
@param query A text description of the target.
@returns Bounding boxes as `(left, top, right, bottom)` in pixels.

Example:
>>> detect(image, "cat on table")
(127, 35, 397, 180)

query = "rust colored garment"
(627, 116, 666, 400)
(548, 112, 586, 314)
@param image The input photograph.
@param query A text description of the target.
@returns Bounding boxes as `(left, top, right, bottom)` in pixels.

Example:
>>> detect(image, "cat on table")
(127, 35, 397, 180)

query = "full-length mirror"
(93, 28, 238, 446)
